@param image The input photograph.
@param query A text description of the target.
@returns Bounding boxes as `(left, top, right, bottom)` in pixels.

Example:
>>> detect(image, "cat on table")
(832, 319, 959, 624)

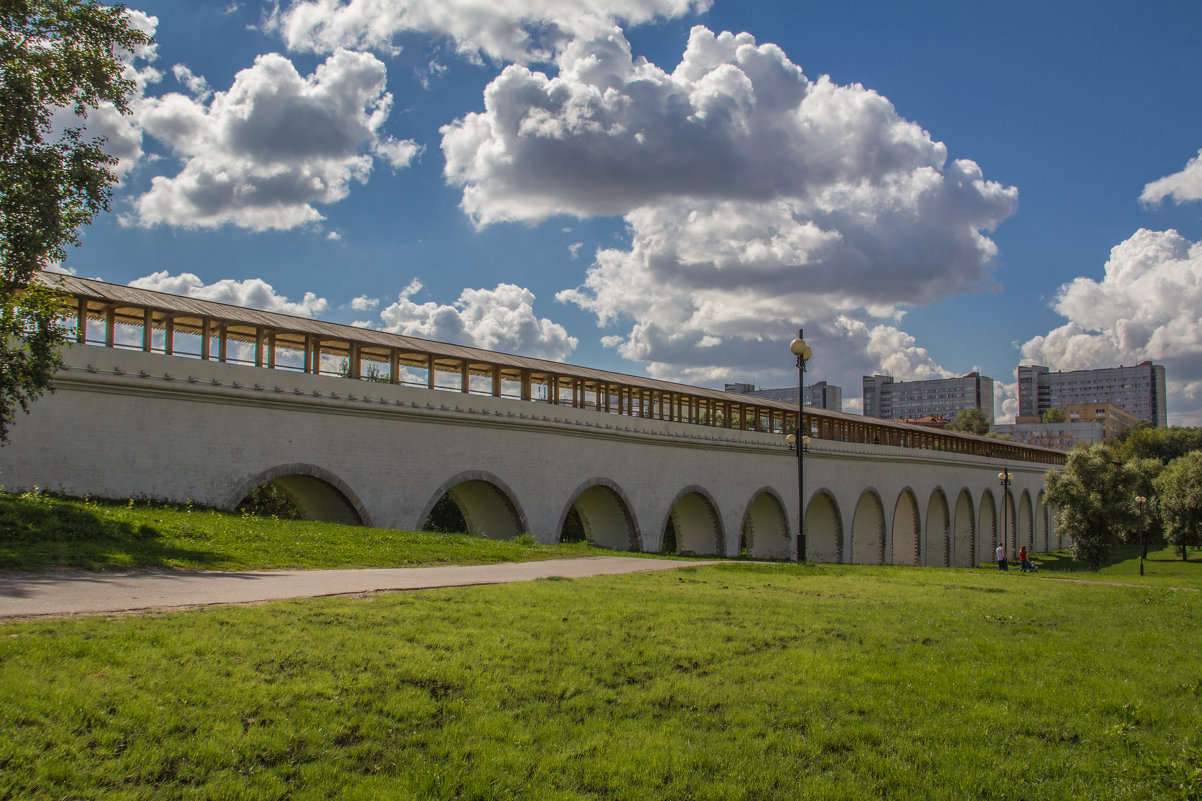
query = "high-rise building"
(1016, 363, 1167, 427)
(725, 380, 843, 412)
(862, 373, 995, 422)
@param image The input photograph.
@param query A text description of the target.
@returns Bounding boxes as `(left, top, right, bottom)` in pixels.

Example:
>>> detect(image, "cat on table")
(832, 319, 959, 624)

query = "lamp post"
(997, 470, 1012, 559)
(789, 331, 813, 562)
(1135, 495, 1147, 576)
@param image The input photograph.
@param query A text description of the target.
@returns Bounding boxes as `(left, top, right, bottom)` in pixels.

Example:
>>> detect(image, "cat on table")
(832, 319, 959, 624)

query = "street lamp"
(997, 470, 1012, 559)
(789, 331, 813, 562)
(1135, 495, 1147, 576)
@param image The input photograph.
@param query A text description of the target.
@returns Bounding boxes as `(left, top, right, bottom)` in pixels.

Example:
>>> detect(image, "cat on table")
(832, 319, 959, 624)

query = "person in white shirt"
(995, 543, 1007, 571)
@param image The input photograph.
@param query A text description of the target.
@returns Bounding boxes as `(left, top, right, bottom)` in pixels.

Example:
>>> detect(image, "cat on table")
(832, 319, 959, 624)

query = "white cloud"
(441, 26, 1015, 392)
(130, 49, 418, 231)
(378, 281, 577, 360)
(350, 294, 379, 310)
(1019, 227, 1202, 425)
(129, 271, 330, 317)
(1141, 149, 1202, 206)
(172, 64, 212, 100)
(271, 0, 710, 63)
(568, 241, 583, 259)
(53, 9, 161, 178)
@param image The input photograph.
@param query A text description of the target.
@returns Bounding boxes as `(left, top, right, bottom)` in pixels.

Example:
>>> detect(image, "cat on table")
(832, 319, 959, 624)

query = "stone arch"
(663, 486, 723, 556)
(560, 479, 639, 551)
(1001, 490, 1017, 556)
(1037, 490, 1050, 552)
(1019, 491, 1034, 551)
(925, 489, 950, 567)
(227, 463, 368, 525)
(952, 489, 975, 567)
(805, 490, 843, 564)
(850, 490, 886, 565)
(740, 488, 790, 560)
(979, 492, 997, 566)
(420, 471, 528, 540)
(891, 488, 921, 566)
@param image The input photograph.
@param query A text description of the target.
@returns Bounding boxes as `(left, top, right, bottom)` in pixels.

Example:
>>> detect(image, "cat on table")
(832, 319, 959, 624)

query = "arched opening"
(925, 490, 950, 567)
(1002, 491, 1017, 556)
(1019, 492, 1034, 551)
(805, 491, 842, 564)
(229, 465, 366, 525)
(891, 489, 920, 566)
(422, 478, 525, 540)
(953, 490, 975, 567)
(1037, 491, 1050, 552)
(850, 491, 885, 565)
(562, 483, 637, 551)
(740, 491, 790, 560)
(979, 492, 997, 566)
(665, 491, 722, 556)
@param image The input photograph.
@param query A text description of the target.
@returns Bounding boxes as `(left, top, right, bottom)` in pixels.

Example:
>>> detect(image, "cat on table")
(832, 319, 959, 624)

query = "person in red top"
(1019, 545, 1030, 573)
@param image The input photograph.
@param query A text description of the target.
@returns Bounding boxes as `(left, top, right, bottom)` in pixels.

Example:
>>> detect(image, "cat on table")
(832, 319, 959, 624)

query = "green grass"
(1029, 544, 1202, 588)
(0, 489, 613, 571)
(2, 562, 1200, 799)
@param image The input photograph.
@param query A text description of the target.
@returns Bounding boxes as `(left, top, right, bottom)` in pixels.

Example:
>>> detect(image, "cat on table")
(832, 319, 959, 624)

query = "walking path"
(0, 557, 721, 620)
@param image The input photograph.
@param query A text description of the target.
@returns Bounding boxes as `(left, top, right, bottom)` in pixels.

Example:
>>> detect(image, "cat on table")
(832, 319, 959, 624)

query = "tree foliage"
(1114, 425, 1202, 464)
(1154, 452, 1202, 561)
(946, 406, 990, 436)
(0, 0, 149, 440)
(1044, 444, 1138, 570)
(1041, 407, 1066, 423)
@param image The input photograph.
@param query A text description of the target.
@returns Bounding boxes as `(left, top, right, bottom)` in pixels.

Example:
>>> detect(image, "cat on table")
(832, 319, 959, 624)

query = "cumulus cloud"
(271, 0, 709, 63)
(377, 280, 577, 360)
(350, 294, 379, 310)
(1020, 228, 1202, 425)
(1141, 149, 1202, 206)
(440, 25, 1014, 388)
(129, 271, 330, 317)
(53, 9, 161, 177)
(130, 49, 418, 230)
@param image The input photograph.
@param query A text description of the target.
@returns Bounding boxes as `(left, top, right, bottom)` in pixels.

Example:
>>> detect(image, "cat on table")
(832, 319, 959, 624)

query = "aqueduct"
(0, 274, 1064, 564)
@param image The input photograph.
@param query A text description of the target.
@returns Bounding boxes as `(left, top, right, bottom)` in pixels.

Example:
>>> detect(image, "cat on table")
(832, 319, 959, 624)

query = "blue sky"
(65, 0, 1202, 423)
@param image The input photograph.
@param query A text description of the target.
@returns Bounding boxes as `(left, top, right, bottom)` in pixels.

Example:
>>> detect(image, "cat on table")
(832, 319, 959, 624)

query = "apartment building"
(725, 380, 843, 412)
(1017, 363, 1167, 427)
(862, 373, 995, 423)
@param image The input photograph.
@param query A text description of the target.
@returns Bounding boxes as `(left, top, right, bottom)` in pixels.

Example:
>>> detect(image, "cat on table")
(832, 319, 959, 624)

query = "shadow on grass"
(0, 491, 221, 570)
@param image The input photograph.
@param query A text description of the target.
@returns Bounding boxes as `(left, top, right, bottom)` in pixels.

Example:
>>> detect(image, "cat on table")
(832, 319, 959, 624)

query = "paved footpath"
(0, 557, 721, 620)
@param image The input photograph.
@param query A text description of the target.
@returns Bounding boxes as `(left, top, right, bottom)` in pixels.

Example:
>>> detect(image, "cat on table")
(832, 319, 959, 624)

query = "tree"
(1154, 452, 1202, 561)
(0, 0, 149, 441)
(946, 407, 990, 436)
(1114, 425, 1202, 464)
(1041, 407, 1066, 423)
(1044, 444, 1137, 570)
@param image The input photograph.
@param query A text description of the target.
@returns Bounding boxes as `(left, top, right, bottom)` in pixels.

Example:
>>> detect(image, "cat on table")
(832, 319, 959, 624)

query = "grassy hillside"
(2, 560, 1200, 799)
(0, 489, 609, 571)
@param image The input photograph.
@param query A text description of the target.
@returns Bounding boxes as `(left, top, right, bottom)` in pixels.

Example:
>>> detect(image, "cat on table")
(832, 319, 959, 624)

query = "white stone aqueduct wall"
(0, 345, 1060, 563)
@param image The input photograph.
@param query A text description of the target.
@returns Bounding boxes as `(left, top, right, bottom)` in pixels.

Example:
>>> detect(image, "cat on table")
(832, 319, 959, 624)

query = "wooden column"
(164, 316, 174, 356)
(349, 343, 361, 379)
(217, 324, 228, 363)
(201, 318, 211, 360)
(492, 365, 502, 397)
(267, 330, 276, 369)
(461, 361, 470, 394)
(142, 309, 153, 352)
(389, 349, 400, 384)
(426, 354, 436, 390)
(104, 308, 115, 348)
(75, 302, 87, 344)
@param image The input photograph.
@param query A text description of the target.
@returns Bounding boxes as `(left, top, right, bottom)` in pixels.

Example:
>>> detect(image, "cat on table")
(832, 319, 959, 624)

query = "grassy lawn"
(0, 490, 612, 571)
(1033, 544, 1202, 588)
(2, 560, 1200, 799)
